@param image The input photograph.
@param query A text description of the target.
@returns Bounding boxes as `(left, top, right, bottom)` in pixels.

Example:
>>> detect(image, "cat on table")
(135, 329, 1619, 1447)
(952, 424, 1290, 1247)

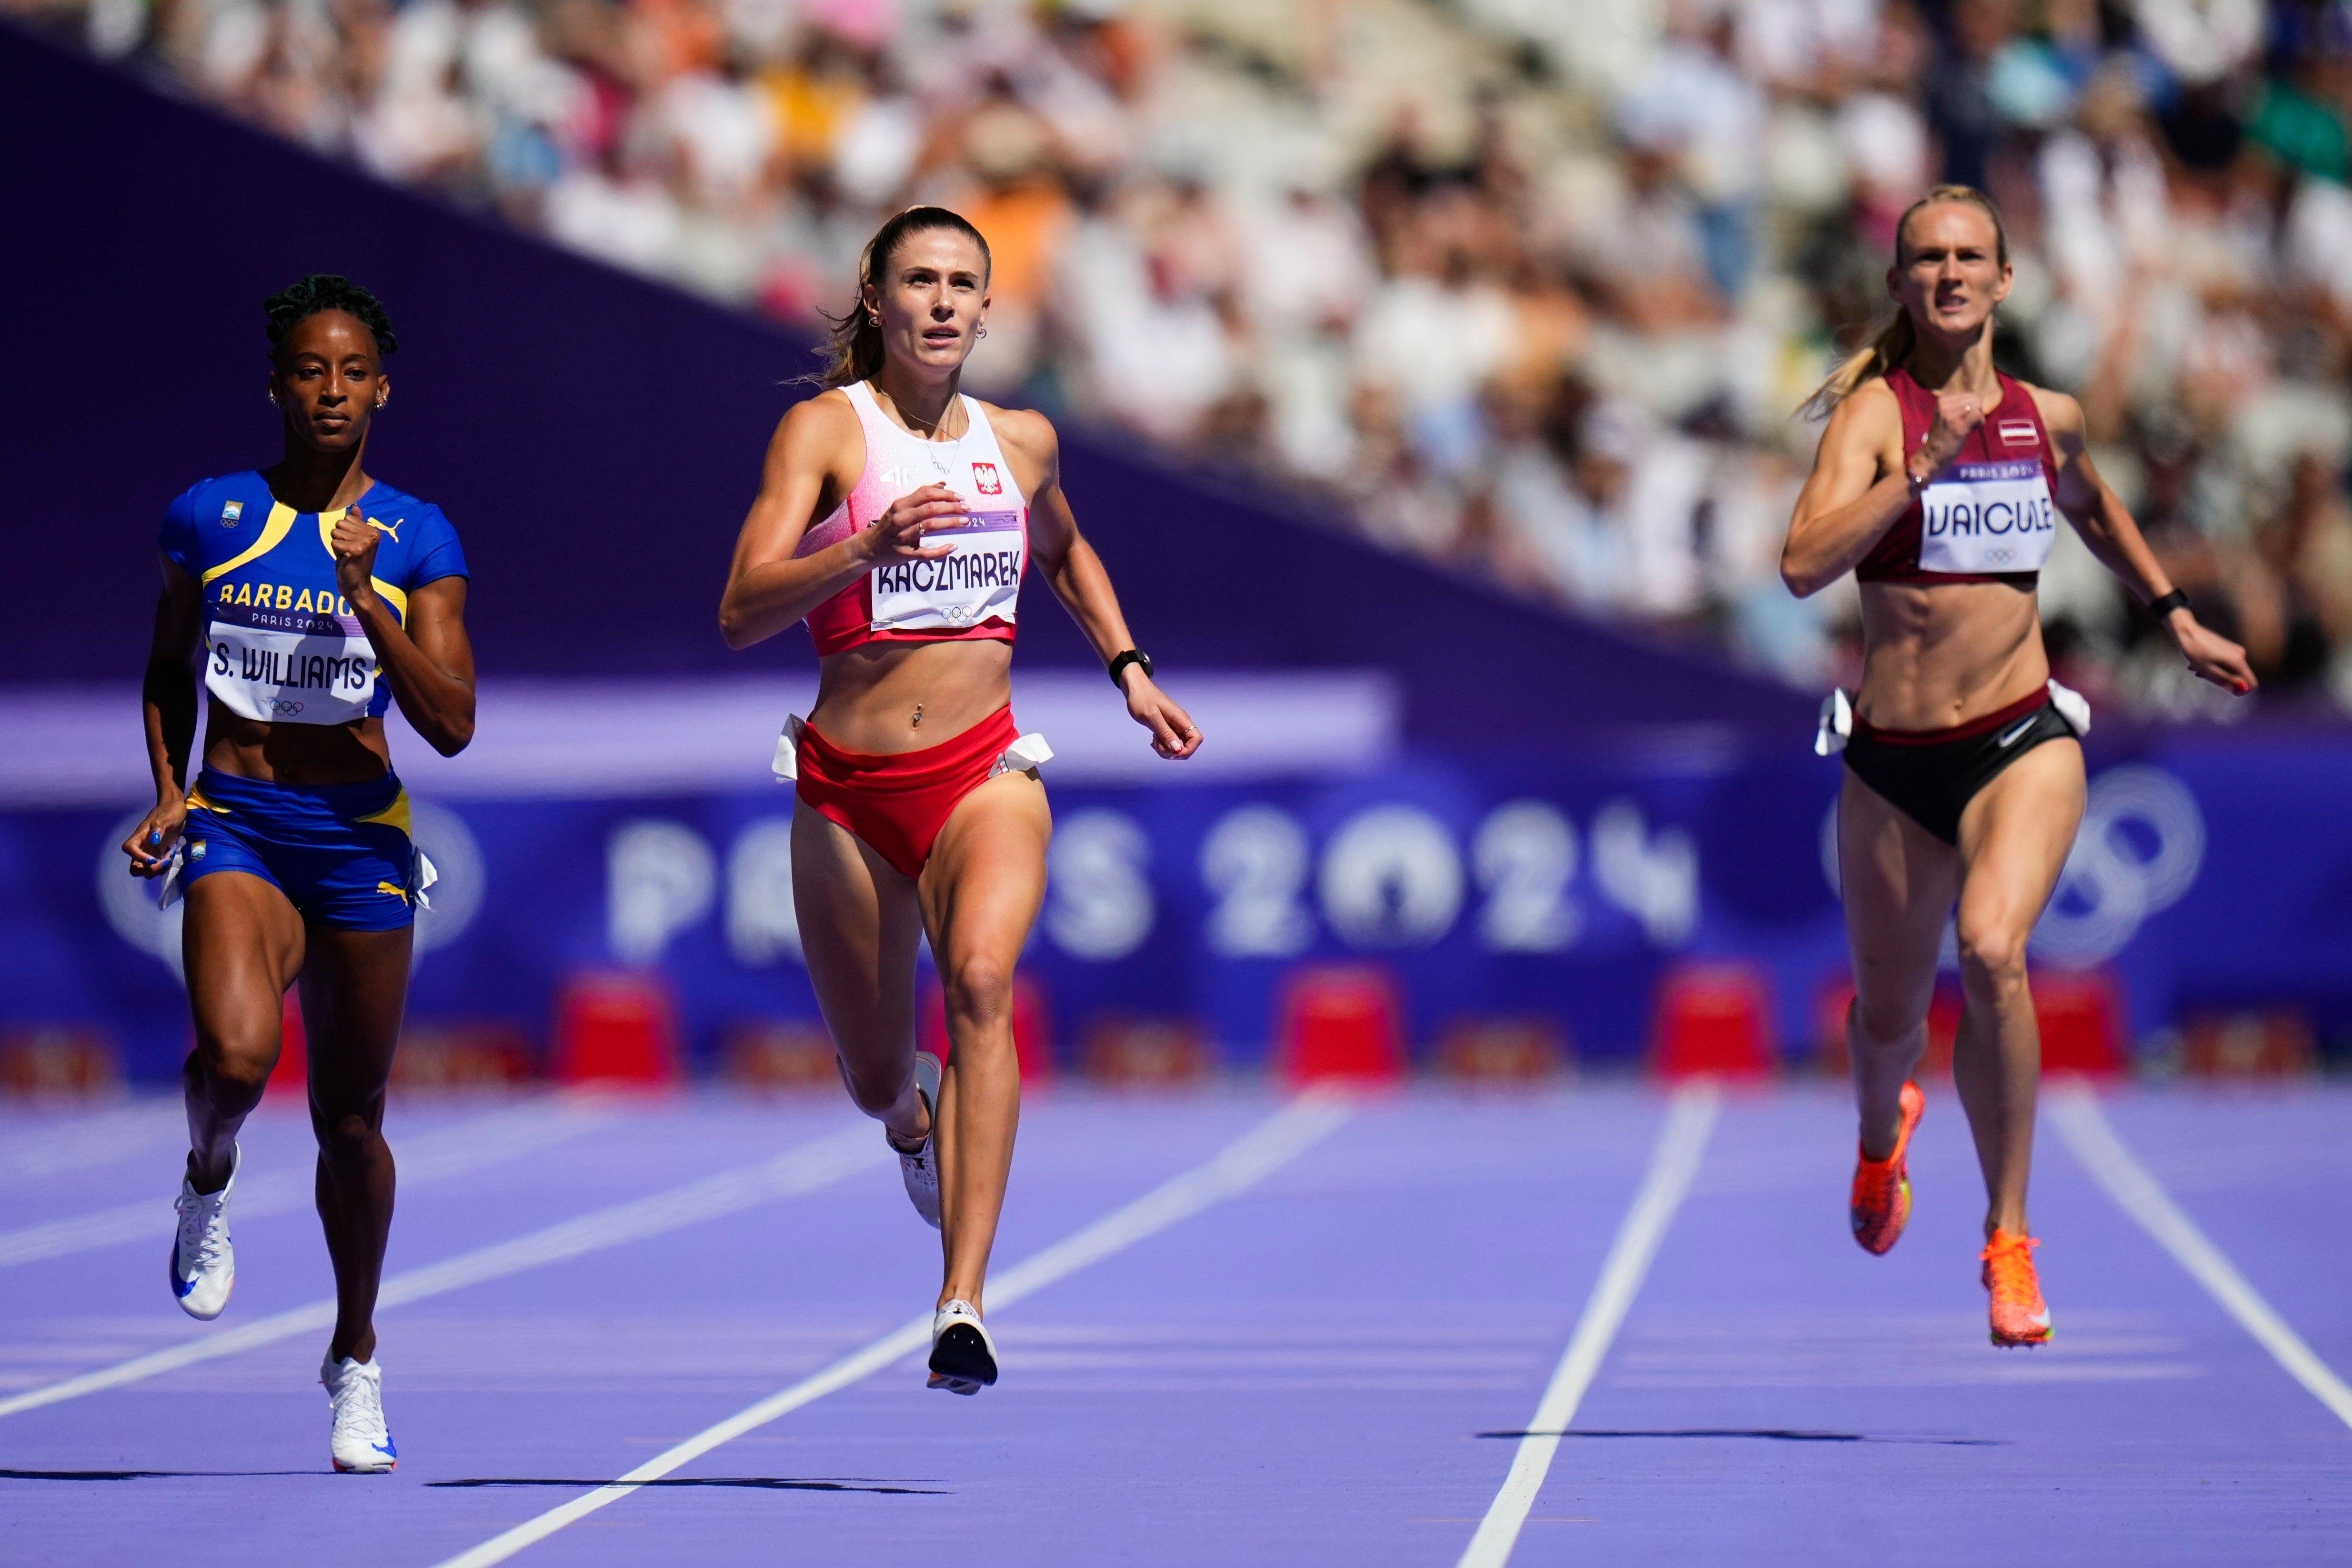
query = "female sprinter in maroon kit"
(720, 207, 1201, 1394)
(120, 276, 476, 1468)
(1783, 187, 2252, 1345)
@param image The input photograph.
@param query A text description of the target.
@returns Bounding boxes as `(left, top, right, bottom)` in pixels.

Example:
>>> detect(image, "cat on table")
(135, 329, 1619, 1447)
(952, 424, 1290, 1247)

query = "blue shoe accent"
(373, 1437, 397, 1459)
(171, 1241, 197, 1298)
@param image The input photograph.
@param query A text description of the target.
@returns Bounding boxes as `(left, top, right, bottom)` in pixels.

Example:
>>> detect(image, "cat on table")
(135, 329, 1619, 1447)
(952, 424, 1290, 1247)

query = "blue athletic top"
(161, 471, 467, 725)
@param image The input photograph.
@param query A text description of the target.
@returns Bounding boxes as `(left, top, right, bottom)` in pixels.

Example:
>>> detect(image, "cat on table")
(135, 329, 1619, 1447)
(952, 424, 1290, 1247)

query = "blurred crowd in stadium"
(16, 0, 2352, 716)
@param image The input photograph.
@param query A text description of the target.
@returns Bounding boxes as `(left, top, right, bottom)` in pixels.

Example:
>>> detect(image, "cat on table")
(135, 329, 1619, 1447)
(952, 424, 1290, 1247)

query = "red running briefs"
(793, 704, 1023, 878)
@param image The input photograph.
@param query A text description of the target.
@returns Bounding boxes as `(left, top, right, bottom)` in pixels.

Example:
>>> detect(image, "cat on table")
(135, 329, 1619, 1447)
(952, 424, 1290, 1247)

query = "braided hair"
(810, 208, 991, 388)
(262, 274, 399, 362)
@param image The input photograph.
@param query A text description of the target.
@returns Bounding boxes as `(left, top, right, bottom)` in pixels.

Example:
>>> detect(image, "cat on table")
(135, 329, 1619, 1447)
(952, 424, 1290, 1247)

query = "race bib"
(869, 509, 1024, 633)
(1919, 461, 2057, 575)
(203, 610, 378, 724)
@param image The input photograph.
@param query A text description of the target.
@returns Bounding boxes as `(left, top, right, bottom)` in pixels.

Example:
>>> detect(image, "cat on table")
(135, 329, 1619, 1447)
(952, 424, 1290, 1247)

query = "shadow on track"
(0, 1468, 332, 1481)
(429, 1476, 946, 1495)
(1476, 1430, 2006, 1446)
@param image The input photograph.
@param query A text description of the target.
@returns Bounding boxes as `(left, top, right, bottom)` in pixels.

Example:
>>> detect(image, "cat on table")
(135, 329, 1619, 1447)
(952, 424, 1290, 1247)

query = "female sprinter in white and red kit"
(1783, 186, 2252, 1345)
(719, 207, 1201, 1394)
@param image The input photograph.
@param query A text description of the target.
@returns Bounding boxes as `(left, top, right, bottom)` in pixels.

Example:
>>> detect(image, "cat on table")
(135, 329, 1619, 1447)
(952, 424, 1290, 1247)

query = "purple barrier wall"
(0, 21, 1813, 747)
(11, 724, 2350, 1082)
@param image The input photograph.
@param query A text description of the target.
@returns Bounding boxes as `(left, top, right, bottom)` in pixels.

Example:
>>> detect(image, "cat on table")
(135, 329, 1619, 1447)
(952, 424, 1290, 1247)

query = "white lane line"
(0, 1121, 882, 1420)
(429, 1092, 1354, 1568)
(2047, 1082, 2352, 1430)
(1456, 1082, 1721, 1568)
(0, 1095, 614, 1270)
(0, 1105, 183, 1181)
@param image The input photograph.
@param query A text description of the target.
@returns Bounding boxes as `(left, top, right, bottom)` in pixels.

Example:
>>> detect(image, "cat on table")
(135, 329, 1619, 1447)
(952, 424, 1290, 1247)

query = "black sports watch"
(2147, 588, 2190, 622)
(1107, 648, 1154, 690)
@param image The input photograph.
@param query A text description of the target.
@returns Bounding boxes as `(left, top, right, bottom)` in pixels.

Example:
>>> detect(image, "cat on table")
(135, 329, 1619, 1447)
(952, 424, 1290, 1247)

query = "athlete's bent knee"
(943, 955, 1011, 1025)
(193, 1037, 275, 1103)
(1956, 919, 2029, 994)
(839, 1058, 912, 1117)
(1851, 994, 1926, 1049)
(315, 1110, 379, 1168)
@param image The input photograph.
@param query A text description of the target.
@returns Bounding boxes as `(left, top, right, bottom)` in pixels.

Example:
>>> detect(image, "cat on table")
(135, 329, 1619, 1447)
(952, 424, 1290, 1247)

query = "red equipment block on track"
(1813, 975, 1962, 1076)
(552, 972, 681, 1085)
(2033, 968, 2126, 1076)
(1652, 962, 1775, 1079)
(1275, 965, 1406, 1085)
(1813, 967, 2126, 1077)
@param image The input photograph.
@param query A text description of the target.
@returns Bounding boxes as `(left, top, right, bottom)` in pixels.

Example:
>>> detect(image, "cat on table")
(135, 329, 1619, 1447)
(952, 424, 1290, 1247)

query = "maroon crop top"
(1856, 368, 2060, 587)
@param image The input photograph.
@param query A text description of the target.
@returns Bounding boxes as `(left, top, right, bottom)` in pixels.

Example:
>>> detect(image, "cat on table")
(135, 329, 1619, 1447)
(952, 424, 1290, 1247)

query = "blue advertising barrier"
(9, 727, 2349, 1082)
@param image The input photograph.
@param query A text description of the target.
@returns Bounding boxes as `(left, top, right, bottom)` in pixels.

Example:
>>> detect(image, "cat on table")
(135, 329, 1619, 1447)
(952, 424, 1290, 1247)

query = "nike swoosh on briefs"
(1995, 717, 2037, 747)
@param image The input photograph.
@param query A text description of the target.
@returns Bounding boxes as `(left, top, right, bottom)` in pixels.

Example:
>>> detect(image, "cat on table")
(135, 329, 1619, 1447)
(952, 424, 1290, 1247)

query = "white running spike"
(322, 1356, 398, 1473)
(895, 1053, 943, 1229)
(169, 1144, 238, 1321)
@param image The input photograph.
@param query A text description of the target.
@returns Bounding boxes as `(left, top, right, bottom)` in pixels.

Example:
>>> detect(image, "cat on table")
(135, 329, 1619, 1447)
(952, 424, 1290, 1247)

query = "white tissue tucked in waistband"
(2046, 678, 2091, 737)
(992, 733, 1054, 778)
(772, 715, 1048, 781)
(1816, 680, 2087, 754)
(771, 714, 808, 782)
(1814, 689, 1854, 756)
(156, 844, 186, 911)
(414, 847, 439, 912)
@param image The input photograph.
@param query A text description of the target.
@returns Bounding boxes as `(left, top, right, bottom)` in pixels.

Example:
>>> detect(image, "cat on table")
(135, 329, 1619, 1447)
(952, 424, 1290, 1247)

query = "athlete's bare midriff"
(806, 638, 1015, 755)
(201, 698, 394, 785)
(1854, 577, 2049, 732)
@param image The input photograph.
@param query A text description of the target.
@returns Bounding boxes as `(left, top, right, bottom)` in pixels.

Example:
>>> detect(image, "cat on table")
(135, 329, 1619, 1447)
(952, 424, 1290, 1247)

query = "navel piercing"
(912, 703, 924, 730)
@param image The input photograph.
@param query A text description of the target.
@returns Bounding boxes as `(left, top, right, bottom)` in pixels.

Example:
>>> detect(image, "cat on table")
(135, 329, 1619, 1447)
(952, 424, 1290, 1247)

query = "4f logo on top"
(971, 462, 1003, 496)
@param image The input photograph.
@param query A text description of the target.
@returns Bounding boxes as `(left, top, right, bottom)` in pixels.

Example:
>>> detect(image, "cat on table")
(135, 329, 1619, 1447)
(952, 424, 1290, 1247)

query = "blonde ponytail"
(1800, 313, 1917, 421)
(1797, 183, 2010, 420)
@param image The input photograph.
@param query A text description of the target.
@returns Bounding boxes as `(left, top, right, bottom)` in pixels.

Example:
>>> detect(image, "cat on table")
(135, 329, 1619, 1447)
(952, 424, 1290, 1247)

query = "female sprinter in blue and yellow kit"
(121, 275, 474, 1472)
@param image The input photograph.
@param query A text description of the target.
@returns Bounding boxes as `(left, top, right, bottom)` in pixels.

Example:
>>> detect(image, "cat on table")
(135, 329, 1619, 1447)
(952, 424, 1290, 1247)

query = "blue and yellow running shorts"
(178, 768, 420, 932)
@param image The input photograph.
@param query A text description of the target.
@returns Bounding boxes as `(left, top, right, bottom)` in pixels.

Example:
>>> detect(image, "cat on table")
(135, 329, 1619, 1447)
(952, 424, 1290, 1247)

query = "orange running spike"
(1849, 1080, 1924, 1255)
(1981, 1229, 2053, 1347)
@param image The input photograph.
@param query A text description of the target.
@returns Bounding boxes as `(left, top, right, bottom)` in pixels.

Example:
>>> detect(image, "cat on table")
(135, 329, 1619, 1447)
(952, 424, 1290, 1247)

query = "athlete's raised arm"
(1783, 379, 1989, 596)
(123, 556, 205, 877)
(332, 515, 477, 754)
(2030, 387, 2254, 694)
(718, 393, 958, 649)
(1000, 407, 1200, 760)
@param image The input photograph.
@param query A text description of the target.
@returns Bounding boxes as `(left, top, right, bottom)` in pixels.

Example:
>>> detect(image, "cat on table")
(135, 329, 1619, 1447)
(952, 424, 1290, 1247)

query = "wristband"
(2147, 589, 2190, 622)
(1107, 648, 1153, 690)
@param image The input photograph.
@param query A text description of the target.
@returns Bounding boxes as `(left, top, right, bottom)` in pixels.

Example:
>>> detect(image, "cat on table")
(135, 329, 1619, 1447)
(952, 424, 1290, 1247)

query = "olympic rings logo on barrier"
(2030, 764, 2205, 966)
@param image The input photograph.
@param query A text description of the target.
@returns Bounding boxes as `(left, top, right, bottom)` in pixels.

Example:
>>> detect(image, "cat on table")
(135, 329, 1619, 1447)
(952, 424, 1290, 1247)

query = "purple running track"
(0, 1084, 2346, 1567)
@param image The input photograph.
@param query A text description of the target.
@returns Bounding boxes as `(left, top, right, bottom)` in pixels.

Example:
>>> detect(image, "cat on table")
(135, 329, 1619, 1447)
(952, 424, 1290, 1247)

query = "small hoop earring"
(977, 325, 988, 339)
(868, 315, 881, 327)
